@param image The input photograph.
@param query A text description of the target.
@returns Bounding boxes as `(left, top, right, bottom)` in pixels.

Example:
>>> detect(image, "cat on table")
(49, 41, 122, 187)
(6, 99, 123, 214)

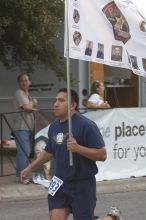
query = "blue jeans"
(14, 130, 33, 177)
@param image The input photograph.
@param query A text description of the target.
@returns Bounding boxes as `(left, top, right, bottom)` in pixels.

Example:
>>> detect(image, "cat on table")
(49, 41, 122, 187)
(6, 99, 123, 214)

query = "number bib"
(48, 176, 63, 196)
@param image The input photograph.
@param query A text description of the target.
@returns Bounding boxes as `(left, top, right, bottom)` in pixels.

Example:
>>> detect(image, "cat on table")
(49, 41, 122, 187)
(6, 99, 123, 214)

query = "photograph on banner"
(96, 43, 104, 59)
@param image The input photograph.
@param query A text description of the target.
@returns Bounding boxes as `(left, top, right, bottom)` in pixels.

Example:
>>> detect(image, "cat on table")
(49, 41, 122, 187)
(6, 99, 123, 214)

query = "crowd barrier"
(0, 109, 54, 176)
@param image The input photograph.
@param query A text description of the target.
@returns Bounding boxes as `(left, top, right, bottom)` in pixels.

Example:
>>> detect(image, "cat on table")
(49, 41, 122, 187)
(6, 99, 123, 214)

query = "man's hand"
(67, 137, 107, 161)
(67, 137, 79, 153)
(21, 166, 31, 182)
(32, 98, 38, 107)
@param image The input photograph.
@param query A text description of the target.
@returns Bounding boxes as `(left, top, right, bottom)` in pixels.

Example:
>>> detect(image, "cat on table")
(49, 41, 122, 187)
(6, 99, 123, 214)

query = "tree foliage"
(0, 0, 66, 77)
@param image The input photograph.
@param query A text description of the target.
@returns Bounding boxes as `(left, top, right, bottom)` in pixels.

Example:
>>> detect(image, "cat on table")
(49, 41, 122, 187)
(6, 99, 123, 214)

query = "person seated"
(87, 81, 110, 110)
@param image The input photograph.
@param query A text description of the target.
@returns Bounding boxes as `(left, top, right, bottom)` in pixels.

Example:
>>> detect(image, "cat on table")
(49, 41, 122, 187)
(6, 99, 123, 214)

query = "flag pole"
(65, 0, 73, 166)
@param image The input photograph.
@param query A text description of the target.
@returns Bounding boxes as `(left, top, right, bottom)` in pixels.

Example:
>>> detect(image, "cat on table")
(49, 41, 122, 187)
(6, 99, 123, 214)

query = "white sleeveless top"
(88, 93, 104, 105)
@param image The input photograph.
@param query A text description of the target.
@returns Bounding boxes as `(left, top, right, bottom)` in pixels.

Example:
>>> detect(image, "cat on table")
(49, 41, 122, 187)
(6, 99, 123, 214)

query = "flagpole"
(65, 0, 73, 166)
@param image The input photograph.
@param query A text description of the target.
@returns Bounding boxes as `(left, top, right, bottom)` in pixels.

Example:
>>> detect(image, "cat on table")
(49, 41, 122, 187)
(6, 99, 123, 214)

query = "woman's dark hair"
(91, 80, 100, 94)
(57, 88, 79, 110)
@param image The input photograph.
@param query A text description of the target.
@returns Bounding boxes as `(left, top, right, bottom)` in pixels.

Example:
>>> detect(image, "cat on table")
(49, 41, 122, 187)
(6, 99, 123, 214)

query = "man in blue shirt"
(21, 88, 123, 220)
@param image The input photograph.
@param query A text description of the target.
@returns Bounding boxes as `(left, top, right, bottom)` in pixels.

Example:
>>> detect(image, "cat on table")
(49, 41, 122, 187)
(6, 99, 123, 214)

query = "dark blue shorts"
(48, 177, 96, 220)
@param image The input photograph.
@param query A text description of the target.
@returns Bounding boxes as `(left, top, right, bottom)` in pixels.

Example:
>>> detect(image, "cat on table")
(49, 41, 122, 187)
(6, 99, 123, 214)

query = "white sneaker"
(33, 174, 50, 188)
(108, 206, 124, 220)
(41, 179, 51, 188)
(33, 175, 42, 185)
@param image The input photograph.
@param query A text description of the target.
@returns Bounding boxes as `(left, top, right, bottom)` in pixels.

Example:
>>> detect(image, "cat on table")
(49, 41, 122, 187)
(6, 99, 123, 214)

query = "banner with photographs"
(64, 0, 146, 77)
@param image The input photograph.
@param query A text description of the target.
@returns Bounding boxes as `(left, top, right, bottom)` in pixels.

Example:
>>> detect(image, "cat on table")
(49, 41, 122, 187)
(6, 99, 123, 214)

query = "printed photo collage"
(71, 0, 146, 72)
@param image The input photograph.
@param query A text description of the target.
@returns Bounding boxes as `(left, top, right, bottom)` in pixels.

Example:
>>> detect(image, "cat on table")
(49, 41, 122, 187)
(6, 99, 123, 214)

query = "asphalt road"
(0, 190, 146, 220)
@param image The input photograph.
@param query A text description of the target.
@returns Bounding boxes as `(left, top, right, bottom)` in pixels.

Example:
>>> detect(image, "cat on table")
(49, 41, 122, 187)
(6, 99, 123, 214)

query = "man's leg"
(70, 178, 96, 220)
(49, 208, 70, 220)
(15, 130, 32, 178)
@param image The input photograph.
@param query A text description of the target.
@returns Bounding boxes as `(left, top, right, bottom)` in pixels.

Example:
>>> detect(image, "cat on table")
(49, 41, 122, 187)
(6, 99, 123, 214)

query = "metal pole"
(65, 0, 73, 166)
(0, 113, 4, 176)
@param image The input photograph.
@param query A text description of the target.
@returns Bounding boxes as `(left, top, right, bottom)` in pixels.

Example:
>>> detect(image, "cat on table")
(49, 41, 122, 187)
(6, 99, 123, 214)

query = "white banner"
(65, 0, 146, 76)
(84, 108, 146, 181)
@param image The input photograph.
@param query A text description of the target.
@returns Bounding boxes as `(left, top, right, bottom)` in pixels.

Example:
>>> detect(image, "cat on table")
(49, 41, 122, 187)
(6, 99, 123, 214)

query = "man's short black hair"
(57, 88, 79, 110)
(17, 72, 31, 82)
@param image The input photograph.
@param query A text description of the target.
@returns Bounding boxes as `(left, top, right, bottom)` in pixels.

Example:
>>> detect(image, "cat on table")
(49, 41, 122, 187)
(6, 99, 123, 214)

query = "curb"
(96, 176, 146, 194)
(1, 175, 146, 202)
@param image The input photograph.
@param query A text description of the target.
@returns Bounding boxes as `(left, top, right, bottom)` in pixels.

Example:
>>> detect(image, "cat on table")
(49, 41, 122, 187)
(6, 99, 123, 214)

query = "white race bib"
(48, 176, 63, 196)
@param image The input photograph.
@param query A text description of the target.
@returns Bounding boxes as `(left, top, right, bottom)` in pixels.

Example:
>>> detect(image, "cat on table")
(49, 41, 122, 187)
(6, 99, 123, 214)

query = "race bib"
(48, 176, 63, 196)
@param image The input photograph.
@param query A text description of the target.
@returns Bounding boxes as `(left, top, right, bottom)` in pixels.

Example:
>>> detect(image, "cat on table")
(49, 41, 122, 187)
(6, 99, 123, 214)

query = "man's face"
(54, 92, 69, 121)
(114, 48, 121, 56)
(19, 75, 31, 91)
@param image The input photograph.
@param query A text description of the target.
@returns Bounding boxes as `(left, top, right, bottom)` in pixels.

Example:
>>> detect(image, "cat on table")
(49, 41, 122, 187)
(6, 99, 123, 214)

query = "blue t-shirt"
(45, 113, 105, 181)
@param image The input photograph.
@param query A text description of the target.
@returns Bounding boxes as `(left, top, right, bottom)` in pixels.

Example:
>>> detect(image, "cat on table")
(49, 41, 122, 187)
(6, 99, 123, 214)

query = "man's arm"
(21, 150, 53, 179)
(16, 90, 38, 112)
(21, 98, 38, 112)
(67, 137, 107, 161)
